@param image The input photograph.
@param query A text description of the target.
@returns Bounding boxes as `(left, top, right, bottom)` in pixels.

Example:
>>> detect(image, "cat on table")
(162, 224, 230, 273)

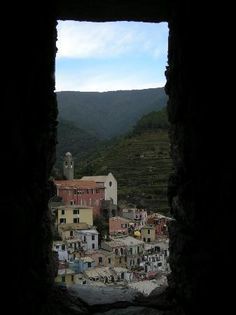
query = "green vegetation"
(53, 119, 101, 176)
(75, 108, 173, 215)
(54, 89, 172, 214)
(93, 216, 109, 245)
(56, 87, 167, 140)
(133, 107, 169, 134)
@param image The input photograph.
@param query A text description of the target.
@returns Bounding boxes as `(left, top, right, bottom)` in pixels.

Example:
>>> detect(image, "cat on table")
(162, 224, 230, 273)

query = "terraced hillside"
(76, 110, 173, 214)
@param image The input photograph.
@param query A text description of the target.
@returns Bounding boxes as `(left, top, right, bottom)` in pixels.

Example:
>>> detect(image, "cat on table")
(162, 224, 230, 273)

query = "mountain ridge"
(56, 87, 167, 140)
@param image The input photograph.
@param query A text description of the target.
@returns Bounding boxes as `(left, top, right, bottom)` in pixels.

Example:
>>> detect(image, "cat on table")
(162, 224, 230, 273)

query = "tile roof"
(86, 249, 113, 257)
(79, 256, 95, 263)
(54, 179, 97, 189)
(81, 175, 108, 183)
(58, 223, 89, 232)
(109, 216, 131, 222)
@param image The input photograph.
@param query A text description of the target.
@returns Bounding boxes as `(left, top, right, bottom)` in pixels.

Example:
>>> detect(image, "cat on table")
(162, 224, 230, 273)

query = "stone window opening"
(9, 2, 229, 315)
(55, 20, 171, 301)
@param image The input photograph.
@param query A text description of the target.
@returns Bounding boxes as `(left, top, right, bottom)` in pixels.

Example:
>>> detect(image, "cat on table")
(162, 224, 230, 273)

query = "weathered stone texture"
(166, 2, 235, 314)
(1, 1, 234, 315)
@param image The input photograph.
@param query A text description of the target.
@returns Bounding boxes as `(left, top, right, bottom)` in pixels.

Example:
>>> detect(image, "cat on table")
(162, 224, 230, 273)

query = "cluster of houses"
(50, 152, 172, 287)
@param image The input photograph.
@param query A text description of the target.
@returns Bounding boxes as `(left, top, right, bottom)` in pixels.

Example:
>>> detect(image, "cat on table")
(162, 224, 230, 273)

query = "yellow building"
(133, 230, 141, 239)
(86, 249, 116, 267)
(57, 205, 93, 226)
(58, 222, 89, 240)
(141, 226, 156, 242)
(55, 268, 77, 285)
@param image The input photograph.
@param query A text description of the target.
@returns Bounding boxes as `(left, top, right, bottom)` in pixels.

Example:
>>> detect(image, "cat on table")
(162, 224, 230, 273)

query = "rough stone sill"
(44, 284, 175, 315)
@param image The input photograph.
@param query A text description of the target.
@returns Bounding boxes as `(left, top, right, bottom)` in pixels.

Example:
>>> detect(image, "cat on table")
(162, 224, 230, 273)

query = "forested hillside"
(75, 108, 172, 214)
(56, 87, 167, 139)
(53, 119, 101, 177)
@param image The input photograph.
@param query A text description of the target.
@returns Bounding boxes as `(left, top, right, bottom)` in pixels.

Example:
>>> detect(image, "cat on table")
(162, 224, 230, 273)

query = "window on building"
(143, 237, 146, 242)
(108, 258, 111, 264)
(92, 243, 95, 249)
(73, 218, 79, 223)
(73, 209, 79, 214)
(99, 257, 103, 263)
(61, 276, 65, 282)
(148, 238, 151, 242)
(61, 209, 65, 215)
(109, 181, 112, 187)
(62, 244, 65, 250)
(70, 200, 74, 205)
(148, 229, 150, 234)
(60, 218, 66, 224)
(71, 275, 74, 282)
(119, 257, 122, 263)
(74, 189, 77, 195)
(88, 262, 91, 268)
(70, 231, 73, 237)
(92, 235, 95, 240)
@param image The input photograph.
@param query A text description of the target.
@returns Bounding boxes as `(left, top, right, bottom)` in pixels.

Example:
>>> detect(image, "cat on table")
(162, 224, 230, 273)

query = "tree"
(93, 216, 109, 245)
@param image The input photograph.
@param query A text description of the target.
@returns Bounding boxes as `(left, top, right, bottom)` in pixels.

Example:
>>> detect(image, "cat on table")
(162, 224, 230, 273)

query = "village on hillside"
(50, 152, 172, 296)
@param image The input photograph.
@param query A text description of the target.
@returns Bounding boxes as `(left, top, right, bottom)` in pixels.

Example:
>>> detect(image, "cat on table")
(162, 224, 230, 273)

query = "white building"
(53, 241, 69, 261)
(81, 172, 117, 205)
(75, 229, 99, 251)
(143, 239, 170, 273)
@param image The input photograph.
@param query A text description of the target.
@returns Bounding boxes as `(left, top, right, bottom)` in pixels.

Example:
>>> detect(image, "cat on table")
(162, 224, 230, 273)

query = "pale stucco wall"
(104, 173, 117, 205)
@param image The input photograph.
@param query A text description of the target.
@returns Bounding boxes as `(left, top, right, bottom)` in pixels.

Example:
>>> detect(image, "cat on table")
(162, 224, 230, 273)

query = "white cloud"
(55, 21, 168, 91)
(56, 71, 165, 92)
(56, 21, 168, 59)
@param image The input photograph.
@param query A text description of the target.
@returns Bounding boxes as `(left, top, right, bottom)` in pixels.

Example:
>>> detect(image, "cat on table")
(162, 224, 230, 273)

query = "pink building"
(54, 180, 105, 217)
(146, 213, 171, 237)
(109, 216, 131, 235)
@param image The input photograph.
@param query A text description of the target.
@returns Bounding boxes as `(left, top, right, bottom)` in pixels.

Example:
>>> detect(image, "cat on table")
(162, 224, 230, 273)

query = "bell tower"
(63, 152, 74, 180)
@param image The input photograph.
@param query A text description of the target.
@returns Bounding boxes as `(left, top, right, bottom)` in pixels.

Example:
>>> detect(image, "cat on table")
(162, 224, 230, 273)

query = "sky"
(56, 21, 168, 92)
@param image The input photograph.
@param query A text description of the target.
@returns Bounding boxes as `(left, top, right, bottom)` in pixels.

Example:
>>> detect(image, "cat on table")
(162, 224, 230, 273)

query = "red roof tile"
(54, 179, 97, 189)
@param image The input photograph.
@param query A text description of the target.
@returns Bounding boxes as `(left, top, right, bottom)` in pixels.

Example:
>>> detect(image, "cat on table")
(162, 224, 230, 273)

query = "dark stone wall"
(166, 2, 235, 314)
(1, 3, 58, 315)
(1, 1, 234, 315)
(56, 0, 170, 22)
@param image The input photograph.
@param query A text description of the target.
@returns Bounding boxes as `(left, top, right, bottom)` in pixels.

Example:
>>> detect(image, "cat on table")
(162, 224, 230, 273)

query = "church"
(54, 152, 118, 218)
